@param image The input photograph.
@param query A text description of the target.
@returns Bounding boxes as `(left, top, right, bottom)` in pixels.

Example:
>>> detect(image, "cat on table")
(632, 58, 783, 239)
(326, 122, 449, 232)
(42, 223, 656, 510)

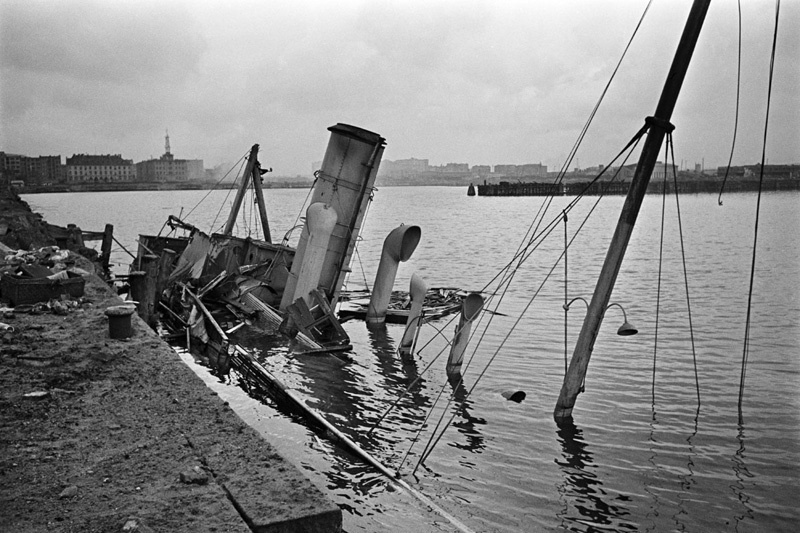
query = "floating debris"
(338, 287, 468, 324)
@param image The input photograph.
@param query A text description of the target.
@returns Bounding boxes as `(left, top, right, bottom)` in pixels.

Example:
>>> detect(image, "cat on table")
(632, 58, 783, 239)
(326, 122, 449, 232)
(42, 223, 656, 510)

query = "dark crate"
(0, 272, 85, 306)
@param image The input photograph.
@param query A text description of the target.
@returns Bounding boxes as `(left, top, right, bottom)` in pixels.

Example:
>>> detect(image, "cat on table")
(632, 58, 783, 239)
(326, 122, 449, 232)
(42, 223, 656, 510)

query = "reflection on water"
(644, 412, 663, 533)
(645, 408, 702, 532)
(672, 410, 699, 532)
(447, 372, 487, 455)
(556, 419, 635, 532)
(731, 425, 755, 532)
(368, 326, 421, 393)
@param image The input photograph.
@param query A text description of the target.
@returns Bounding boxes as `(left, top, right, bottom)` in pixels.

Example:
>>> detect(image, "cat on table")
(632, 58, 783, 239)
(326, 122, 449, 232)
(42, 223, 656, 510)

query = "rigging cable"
(395, 2, 655, 467)
(652, 156, 668, 407)
(563, 211, 569, 375)
(366, 327, 446, 438)
(471, 128, 647, 367)
(242, 186, 252, 238)
(739, 0, 781, 423)
(413, 230, 582, 473)
(352, 242, 372, 293)
(344, 189, 377, 295)
(257, 176, 320, 289)
(548, 0, 654, 195)
(667, 134, 701, 408)
(504, 0, 654, 280)
(248, 186, 256, 238)
(210, 153, 250, 233)
(394, 315, 467, 473)
(187, 151, 248, 222)
(476, 123, 648, 307)
(291, 172, 319, 238)
(407, 133, 645, 472)
(412, 141, 645, 473)
(717, 0, 743, 206)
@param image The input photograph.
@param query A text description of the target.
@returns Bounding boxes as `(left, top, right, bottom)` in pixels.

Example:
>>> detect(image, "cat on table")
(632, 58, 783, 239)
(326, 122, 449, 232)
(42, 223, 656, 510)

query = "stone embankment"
(0, 186, 341, 532)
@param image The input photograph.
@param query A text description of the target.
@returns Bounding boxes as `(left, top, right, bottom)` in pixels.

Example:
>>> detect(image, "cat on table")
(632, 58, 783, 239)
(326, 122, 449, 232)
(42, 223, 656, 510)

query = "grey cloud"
(1, 1, 206, 83)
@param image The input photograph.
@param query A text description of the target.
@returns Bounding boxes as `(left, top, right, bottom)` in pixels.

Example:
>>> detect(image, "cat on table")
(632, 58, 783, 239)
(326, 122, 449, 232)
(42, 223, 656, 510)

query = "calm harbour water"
(24, 187, 799, 532)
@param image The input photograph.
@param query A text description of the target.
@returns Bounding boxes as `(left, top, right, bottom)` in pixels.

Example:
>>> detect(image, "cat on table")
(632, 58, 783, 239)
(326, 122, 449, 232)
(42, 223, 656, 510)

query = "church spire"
(165, 129, 171, 155)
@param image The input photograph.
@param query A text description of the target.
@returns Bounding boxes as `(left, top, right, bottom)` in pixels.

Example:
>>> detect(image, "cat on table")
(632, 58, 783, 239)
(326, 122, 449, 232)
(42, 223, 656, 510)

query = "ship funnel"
(280, 124, 385, 311)
(366, 224, 421, 326)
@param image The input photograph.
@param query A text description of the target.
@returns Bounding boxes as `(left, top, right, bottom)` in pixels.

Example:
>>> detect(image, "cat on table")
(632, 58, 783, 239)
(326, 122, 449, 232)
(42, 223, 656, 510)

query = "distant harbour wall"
(8, 177, 799, 196)
(477, 178, 800, 197)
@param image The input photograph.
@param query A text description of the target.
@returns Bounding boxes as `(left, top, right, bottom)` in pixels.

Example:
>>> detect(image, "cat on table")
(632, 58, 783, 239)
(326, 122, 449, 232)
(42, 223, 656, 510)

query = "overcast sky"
(1, 0, 797, 177)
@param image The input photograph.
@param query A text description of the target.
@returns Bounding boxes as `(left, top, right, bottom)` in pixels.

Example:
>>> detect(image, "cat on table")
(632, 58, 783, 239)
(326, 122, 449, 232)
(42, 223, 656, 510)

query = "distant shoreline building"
(135, 131, 204, 182)
(66, 154, 136, 183)
(377, 158, 430, 178)
(2, 131, 205, 188)
(1, 152, 62, 185)
(377, 158, 548, 185)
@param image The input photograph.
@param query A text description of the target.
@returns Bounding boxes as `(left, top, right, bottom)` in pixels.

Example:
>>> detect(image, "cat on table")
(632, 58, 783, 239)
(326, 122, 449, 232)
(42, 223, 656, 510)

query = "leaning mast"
(223, 144, 272, 242)
(554, 0, 712, 422)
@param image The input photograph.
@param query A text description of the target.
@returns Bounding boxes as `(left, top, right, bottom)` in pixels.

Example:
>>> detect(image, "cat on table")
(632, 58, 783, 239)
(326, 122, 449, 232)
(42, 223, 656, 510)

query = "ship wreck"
(128, 123, 467, 371)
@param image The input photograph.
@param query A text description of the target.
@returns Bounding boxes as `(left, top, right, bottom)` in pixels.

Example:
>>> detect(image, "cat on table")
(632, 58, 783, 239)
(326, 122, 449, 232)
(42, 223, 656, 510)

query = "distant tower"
(165, 129, 171, 156)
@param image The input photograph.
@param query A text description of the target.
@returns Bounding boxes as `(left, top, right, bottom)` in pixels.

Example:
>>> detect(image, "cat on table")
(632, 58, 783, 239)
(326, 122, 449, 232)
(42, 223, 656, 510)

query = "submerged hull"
(132, 124, 386, 353)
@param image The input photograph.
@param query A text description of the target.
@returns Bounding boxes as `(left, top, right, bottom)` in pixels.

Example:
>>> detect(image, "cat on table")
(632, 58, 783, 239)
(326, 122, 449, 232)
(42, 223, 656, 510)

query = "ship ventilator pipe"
(399, 273, 427, 356)
(366, 224, 421, 326)
(446, 293, 484, 375)
(288, 202, 338, 305)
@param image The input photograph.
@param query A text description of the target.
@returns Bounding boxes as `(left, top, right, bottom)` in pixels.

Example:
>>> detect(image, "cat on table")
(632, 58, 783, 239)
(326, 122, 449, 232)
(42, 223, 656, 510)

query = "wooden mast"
(554, 0, 711, 422)
(222, 144, 272, 242)
(251, 164, 272, 243)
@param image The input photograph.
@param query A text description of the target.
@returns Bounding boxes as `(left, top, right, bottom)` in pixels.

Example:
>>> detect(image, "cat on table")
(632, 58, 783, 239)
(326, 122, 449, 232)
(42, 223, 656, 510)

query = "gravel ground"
(1, 186, 341, 532)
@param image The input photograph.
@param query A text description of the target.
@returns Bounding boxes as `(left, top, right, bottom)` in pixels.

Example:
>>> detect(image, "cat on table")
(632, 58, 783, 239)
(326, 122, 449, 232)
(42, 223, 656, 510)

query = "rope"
(474, 133, 645, 354)
(667, 135, 701, 408)
(395, 319, 463, 474)
(210, 154, 249, 234)
(251, 185, 258, 237)
(111, 235, 136, 260)
(398, 3, 655, 468)
(412, 157, 639, 472)
(563, 211, 569, 375)
(493, 0, 653, 288)
(739, 0, 781, 423)
(252, 180, 317, 294)
(475, 125, 648, 302)
(717, 0, 743, 205)
(352, 241, 371, 293)
(652, 159, 667, 407)
(186, 151, 248, 222)
(470, 136, 642, 365)
(365, 318, 439, 436)
(549, 0, 653, 194)
(400, 138, 642, 473)
(343, 190, 376, 295)
(249, 187, 257, 239)
(413, 241, 575, 472)
(292, 173, 318, 237)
